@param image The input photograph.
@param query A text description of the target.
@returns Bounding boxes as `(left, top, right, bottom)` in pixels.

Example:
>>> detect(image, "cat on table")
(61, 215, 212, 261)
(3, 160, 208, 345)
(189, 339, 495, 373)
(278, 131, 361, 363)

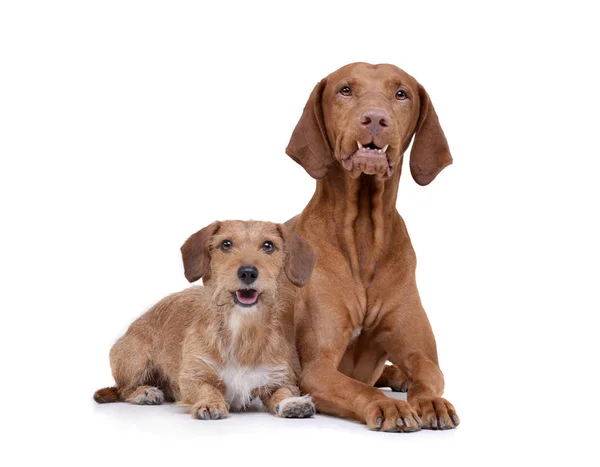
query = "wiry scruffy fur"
(94, 220, 317, 420)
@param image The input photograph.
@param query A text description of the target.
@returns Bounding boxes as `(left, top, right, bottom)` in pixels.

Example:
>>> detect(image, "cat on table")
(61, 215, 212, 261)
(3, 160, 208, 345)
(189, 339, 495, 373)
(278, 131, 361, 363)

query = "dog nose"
(237, 265, 258, 285)
(360, 109, 390, 135)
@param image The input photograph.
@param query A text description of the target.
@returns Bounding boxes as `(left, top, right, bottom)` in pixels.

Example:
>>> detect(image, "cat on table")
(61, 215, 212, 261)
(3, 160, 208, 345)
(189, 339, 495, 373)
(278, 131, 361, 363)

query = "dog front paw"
(192, 401, 229, 420)
(363, 398, 422, 432)
(275, 395, 315, 418)
(412, 397, 459, 430)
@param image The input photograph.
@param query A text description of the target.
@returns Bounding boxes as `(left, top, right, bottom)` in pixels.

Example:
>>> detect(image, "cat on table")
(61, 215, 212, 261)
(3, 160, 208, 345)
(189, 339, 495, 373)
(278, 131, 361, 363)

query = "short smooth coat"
(285, 62, 459, 432)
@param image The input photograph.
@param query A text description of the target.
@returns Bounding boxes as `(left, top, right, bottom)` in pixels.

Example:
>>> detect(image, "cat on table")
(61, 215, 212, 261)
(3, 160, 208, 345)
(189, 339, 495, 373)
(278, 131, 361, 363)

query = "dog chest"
(220, 364, 287, 411)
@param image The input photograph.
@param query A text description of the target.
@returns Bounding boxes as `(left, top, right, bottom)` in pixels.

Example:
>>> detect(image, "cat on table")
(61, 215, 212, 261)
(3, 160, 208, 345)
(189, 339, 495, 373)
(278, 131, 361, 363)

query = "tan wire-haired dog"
(94, 220, 317, 420)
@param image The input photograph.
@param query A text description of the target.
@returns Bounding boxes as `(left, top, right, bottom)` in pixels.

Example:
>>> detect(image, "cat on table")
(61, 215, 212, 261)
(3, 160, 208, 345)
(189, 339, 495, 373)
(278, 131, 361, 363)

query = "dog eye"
(220, 240, 233, 252)
(339, 86, 352, 96)
(262, 241, 275, 254)
(396, 89, 407, 100)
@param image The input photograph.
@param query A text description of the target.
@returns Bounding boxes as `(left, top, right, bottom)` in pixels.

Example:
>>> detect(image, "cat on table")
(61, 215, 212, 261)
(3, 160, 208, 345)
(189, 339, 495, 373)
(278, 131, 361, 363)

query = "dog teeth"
(356, 143, 388, 154)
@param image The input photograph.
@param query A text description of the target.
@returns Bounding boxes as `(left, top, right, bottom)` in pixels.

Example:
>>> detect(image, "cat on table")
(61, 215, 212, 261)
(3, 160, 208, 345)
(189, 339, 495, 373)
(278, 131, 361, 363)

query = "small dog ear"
(285, 78, 333, 179)
(180, 221, 220, 283)
(409, 84, 453, 186)
(278, 225, 316, 287)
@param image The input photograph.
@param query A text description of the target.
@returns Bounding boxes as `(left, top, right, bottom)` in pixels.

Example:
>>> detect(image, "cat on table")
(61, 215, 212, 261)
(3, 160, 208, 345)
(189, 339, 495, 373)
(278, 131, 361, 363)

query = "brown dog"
(285, 62, 459, 432)
(94, 220, 317, 420)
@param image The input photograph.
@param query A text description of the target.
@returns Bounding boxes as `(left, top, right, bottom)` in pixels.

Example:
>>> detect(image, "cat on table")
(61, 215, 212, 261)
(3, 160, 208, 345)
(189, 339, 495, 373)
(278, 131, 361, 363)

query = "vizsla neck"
(306, 162, 402, 284)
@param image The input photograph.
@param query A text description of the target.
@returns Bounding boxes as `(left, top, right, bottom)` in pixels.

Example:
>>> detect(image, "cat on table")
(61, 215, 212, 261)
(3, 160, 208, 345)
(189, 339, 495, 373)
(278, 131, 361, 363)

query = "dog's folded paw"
(390, 381, 409, 393)
(275, 395, 316, 418)
(127, 387, 164, 405)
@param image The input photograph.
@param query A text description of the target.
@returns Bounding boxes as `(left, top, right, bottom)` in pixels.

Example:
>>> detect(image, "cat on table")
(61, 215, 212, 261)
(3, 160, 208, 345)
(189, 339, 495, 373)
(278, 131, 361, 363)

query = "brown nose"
(360, 109, 390, 135)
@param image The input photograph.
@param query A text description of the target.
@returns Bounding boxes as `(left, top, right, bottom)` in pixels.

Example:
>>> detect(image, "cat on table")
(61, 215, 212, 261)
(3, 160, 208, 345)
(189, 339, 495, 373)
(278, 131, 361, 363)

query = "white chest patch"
(218, 307, 289, 411)
(220, 364, 288, 411)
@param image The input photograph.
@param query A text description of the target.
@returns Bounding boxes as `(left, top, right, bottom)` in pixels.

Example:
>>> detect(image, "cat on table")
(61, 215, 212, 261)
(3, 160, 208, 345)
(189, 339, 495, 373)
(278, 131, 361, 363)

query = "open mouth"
(357, 141, 389, 153)
(341, 141, 393, 178)
(233, 289, 259, 307)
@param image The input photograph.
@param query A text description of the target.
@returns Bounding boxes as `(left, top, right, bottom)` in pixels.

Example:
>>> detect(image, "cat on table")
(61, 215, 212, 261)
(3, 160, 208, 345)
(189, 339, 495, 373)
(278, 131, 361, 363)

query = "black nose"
(360, 109, 390, 135)
(237, 265, 258, 285)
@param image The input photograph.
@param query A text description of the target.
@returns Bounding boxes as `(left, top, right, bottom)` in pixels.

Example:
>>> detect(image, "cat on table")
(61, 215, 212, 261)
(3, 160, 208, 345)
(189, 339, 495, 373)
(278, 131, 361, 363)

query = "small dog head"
(181, 220, 316, 309)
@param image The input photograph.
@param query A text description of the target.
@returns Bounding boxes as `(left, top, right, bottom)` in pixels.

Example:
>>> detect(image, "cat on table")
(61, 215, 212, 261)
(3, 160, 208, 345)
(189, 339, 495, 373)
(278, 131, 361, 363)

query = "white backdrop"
(1, 1, 598, 466)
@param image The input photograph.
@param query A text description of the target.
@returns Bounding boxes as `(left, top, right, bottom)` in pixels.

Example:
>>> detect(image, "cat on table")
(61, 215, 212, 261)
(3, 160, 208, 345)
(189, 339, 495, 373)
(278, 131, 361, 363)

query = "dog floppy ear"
(409, 84, 453, 186)
(277, 225, 316, 287)
(180, 221, 220, 283)
(286, 79, 333, 179)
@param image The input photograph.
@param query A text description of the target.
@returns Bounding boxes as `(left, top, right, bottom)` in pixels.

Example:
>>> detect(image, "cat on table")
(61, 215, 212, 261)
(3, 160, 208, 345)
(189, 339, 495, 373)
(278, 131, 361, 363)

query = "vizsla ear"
(409, 84, 453, 186)
(180, 221, 220, 283)
(277, 225, 316, 287)
(285, 79, 333, 179)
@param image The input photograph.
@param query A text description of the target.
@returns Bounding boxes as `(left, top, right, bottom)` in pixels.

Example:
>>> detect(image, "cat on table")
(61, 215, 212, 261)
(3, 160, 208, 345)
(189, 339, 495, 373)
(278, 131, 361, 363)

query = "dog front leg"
(179, 361, 228, 420)
(297, 317, 421, 432)
(301, 357, 422, 432)
(184, 381, 229, 420)
(377, 303, 460, 430)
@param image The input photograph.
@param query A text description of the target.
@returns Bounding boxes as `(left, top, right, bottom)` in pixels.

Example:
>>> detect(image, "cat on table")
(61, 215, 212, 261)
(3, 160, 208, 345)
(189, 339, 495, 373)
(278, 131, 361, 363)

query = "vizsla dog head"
(286, 62, 452, 185)
(181, 220, 316, 308)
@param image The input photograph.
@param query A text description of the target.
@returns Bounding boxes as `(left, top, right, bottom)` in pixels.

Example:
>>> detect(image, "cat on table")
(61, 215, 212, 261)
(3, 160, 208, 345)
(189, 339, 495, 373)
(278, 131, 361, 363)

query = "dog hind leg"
(99, 333, 165, 405)
(374, 364, 410, 392)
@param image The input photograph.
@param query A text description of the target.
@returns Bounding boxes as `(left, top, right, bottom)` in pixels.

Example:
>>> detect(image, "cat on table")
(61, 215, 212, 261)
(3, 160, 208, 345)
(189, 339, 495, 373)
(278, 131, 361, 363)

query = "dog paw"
(128, 387, 164, 405)
(375, 365, 410, 393)
(363, 398, 422, 433)
(192, 401, 229, 420)
(390, 381, 409, 393)
(275, 395, 316, 418)
(412, 397, 459, 430)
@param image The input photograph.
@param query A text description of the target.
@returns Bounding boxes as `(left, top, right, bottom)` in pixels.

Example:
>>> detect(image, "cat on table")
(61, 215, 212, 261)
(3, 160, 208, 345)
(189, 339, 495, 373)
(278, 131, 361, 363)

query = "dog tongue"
(236, 289, 258, 305)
